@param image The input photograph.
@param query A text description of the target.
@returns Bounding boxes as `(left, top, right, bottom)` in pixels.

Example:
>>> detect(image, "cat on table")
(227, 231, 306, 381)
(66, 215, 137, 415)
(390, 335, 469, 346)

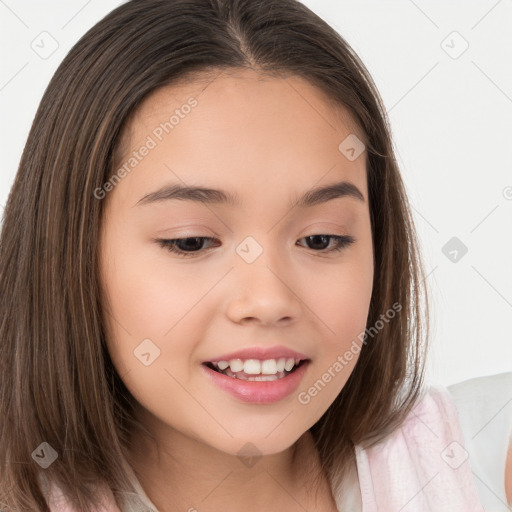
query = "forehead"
(112, 68, 368, 207)
(129, 68, 363, 140)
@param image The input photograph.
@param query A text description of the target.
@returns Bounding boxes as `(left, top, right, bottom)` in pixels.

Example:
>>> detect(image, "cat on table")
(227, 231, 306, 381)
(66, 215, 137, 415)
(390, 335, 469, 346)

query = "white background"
(1, 1, 511, 387)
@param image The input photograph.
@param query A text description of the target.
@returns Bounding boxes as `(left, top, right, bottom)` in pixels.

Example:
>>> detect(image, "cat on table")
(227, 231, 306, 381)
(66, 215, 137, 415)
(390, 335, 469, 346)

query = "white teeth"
(210, 356, 305, 376)
(245, 374, 279, 382)
(229, 359, 244, 372)
(261, 359, 278, 374)
(284, 358, 295, 371)
(276, 358, 286, 372)
(243, 359, 261, 375)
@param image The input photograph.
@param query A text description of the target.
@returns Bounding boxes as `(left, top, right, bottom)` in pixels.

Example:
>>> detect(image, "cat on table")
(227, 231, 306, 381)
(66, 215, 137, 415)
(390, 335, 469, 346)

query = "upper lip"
(202, 345, 310, 364)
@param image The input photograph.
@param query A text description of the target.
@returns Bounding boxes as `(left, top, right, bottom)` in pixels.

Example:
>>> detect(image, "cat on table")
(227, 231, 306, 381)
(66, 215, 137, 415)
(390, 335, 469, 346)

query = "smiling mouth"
(203, 359, 308, 382)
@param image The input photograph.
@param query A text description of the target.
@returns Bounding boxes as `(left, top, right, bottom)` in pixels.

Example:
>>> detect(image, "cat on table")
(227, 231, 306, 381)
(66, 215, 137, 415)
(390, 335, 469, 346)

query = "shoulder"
(367, 381, 470, 449)
(37, 472, 122, 512)
(355, 382, 486, 511)
(446, 371, 512, 511)
(447, 371, 512, 410)
(37, 465, 158, 512)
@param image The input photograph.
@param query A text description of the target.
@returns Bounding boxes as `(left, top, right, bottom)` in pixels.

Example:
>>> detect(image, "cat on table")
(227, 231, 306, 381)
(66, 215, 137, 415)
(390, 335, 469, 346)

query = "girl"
(0, 0, 510, 510)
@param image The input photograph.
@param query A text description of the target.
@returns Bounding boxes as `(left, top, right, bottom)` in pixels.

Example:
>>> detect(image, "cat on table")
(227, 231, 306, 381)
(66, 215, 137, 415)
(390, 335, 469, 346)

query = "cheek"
(305, 275, 369, 404)
(305, 246, 373, 347)
(99, 225, 220, 389)
(101, 230, 212, 339)
(100, 242, 199, 417)
(297, 265, 372, 416)
(296, 242, 373, 412)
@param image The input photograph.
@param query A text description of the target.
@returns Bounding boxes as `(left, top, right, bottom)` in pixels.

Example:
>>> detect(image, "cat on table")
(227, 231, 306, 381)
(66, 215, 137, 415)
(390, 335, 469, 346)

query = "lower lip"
(201, 361, 310, 404)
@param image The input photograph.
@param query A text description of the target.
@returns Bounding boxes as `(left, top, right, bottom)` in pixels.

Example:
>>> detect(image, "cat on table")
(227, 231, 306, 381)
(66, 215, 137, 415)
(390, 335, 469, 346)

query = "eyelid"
(155, 225, 219, 238)
(300, 221, 350, 233)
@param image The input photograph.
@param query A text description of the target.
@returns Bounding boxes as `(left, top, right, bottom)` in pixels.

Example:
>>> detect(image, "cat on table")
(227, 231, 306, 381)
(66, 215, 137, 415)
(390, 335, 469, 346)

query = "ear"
(506, 436, 512, 506)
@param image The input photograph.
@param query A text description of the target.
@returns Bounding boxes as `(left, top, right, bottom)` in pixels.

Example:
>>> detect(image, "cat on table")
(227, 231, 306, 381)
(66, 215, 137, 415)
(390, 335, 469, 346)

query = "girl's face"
(99, 69, 374, 457)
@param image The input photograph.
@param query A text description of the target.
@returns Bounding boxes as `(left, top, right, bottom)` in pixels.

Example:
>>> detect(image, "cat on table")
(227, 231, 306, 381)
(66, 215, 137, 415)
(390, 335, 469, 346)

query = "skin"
(98, 68, 374, 511)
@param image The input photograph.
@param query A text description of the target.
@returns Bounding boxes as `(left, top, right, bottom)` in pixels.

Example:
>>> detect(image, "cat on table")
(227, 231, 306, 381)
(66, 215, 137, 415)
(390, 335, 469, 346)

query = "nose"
(225, 246, 303, 326)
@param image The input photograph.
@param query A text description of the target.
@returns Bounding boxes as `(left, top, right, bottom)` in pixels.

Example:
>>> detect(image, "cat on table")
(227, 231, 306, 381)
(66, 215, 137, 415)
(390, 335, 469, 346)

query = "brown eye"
(297, 234, 355, 253)
(157, 237, 218, 257)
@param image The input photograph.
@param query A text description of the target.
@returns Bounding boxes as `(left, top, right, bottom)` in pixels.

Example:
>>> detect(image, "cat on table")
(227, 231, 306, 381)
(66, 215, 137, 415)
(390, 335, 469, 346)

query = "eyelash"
(156, 234, 355, 258)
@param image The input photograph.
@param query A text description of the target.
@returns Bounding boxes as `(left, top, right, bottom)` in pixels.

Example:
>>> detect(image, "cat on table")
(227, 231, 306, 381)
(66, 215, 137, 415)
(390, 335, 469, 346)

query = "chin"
(205, 430, 304, 460)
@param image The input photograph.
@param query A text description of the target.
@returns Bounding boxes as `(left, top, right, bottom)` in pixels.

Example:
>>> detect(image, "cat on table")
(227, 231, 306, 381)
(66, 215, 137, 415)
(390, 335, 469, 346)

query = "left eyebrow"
(293, 180, 365, 208)
(134, 180, 365, 208)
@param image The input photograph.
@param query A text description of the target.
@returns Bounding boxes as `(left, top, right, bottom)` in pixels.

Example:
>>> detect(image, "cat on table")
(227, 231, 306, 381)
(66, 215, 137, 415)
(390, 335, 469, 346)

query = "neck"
(127, 407, 335, 512)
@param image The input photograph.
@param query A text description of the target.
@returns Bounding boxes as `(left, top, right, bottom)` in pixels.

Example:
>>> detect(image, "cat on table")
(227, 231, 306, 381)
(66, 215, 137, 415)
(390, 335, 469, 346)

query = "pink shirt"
(44, 377, 509, 511)
(350, 384, 485, 511)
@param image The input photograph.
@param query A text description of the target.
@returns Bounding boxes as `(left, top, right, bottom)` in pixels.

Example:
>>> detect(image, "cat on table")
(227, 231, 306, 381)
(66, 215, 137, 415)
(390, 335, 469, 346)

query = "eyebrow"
(135, 180, 365, 208)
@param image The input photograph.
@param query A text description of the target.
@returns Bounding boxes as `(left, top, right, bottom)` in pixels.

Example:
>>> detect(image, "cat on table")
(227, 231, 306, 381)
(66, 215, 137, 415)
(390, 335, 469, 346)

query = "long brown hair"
(0, 0, 430, 509)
